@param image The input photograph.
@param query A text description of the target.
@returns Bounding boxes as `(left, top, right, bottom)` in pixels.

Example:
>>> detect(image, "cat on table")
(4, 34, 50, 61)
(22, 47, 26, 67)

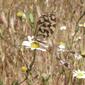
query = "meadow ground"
(0, 0, 85, 85)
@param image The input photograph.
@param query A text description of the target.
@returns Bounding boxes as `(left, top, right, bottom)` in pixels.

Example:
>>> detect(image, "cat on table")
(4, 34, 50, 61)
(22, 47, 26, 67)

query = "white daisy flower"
(73, 70, 85, 79)
(22, 36, 48, 51)
(57, 42, 65, 52)
(60, 26, 66, 30)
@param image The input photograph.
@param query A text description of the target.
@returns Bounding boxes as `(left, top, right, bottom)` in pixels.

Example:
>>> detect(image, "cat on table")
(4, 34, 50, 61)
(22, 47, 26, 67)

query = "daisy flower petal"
(27, 36, 34, 41)
(60, 26, 66, 30)
(22, 41, 31, 47)
(36, 48, 46, 51)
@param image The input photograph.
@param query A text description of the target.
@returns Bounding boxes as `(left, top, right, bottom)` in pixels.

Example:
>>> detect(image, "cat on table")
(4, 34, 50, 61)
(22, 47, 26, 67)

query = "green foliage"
(0, 80, 3, 85)
(28, 13, 34, 24)
(27, 12, 35, 33)
(41, 74, 50, 85)
(27, 79, 33, 85)
(12, 80, 19, 85)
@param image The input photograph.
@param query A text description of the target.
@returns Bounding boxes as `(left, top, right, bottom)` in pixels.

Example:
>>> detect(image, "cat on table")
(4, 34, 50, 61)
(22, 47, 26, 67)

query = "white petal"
(58, 45, 65, 49)
(57, 48, 65, 52)
(31, 48, 46, 51)
(31, 48, 36, 50)
(22, 41, 31, 47)
(36, 48, 46, 51)
(27, 36, 34, 41)
(31, 36, 34, 39)
(40, 43, 48, 48)
(60, 26, 66, 30)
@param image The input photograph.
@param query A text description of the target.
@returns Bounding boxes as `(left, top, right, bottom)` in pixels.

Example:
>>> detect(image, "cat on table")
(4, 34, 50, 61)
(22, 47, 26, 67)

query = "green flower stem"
(19, 50, 36, 85)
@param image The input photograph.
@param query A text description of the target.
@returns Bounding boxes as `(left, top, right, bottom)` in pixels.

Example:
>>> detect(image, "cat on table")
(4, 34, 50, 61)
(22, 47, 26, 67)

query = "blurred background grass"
(0, 0, 85, 85)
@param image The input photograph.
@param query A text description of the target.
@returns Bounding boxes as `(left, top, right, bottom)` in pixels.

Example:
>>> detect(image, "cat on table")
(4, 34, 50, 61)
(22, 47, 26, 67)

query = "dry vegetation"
(0, 0, 85, 85)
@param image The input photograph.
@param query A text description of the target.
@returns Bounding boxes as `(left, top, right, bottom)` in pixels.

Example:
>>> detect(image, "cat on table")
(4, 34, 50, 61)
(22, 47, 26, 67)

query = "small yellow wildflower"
(16, 11, 26, 19)
(21, 66, 27, 72)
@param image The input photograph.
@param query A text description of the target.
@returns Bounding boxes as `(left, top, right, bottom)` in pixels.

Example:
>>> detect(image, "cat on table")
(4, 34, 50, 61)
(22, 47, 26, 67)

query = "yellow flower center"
(31, 41, 40, 48)
(21, 66, 27, 72)
(77, 73, 84, 78)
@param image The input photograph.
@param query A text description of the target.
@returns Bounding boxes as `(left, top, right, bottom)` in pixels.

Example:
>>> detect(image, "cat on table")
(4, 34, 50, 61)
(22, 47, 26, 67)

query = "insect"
(35, 13, 56, 39)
